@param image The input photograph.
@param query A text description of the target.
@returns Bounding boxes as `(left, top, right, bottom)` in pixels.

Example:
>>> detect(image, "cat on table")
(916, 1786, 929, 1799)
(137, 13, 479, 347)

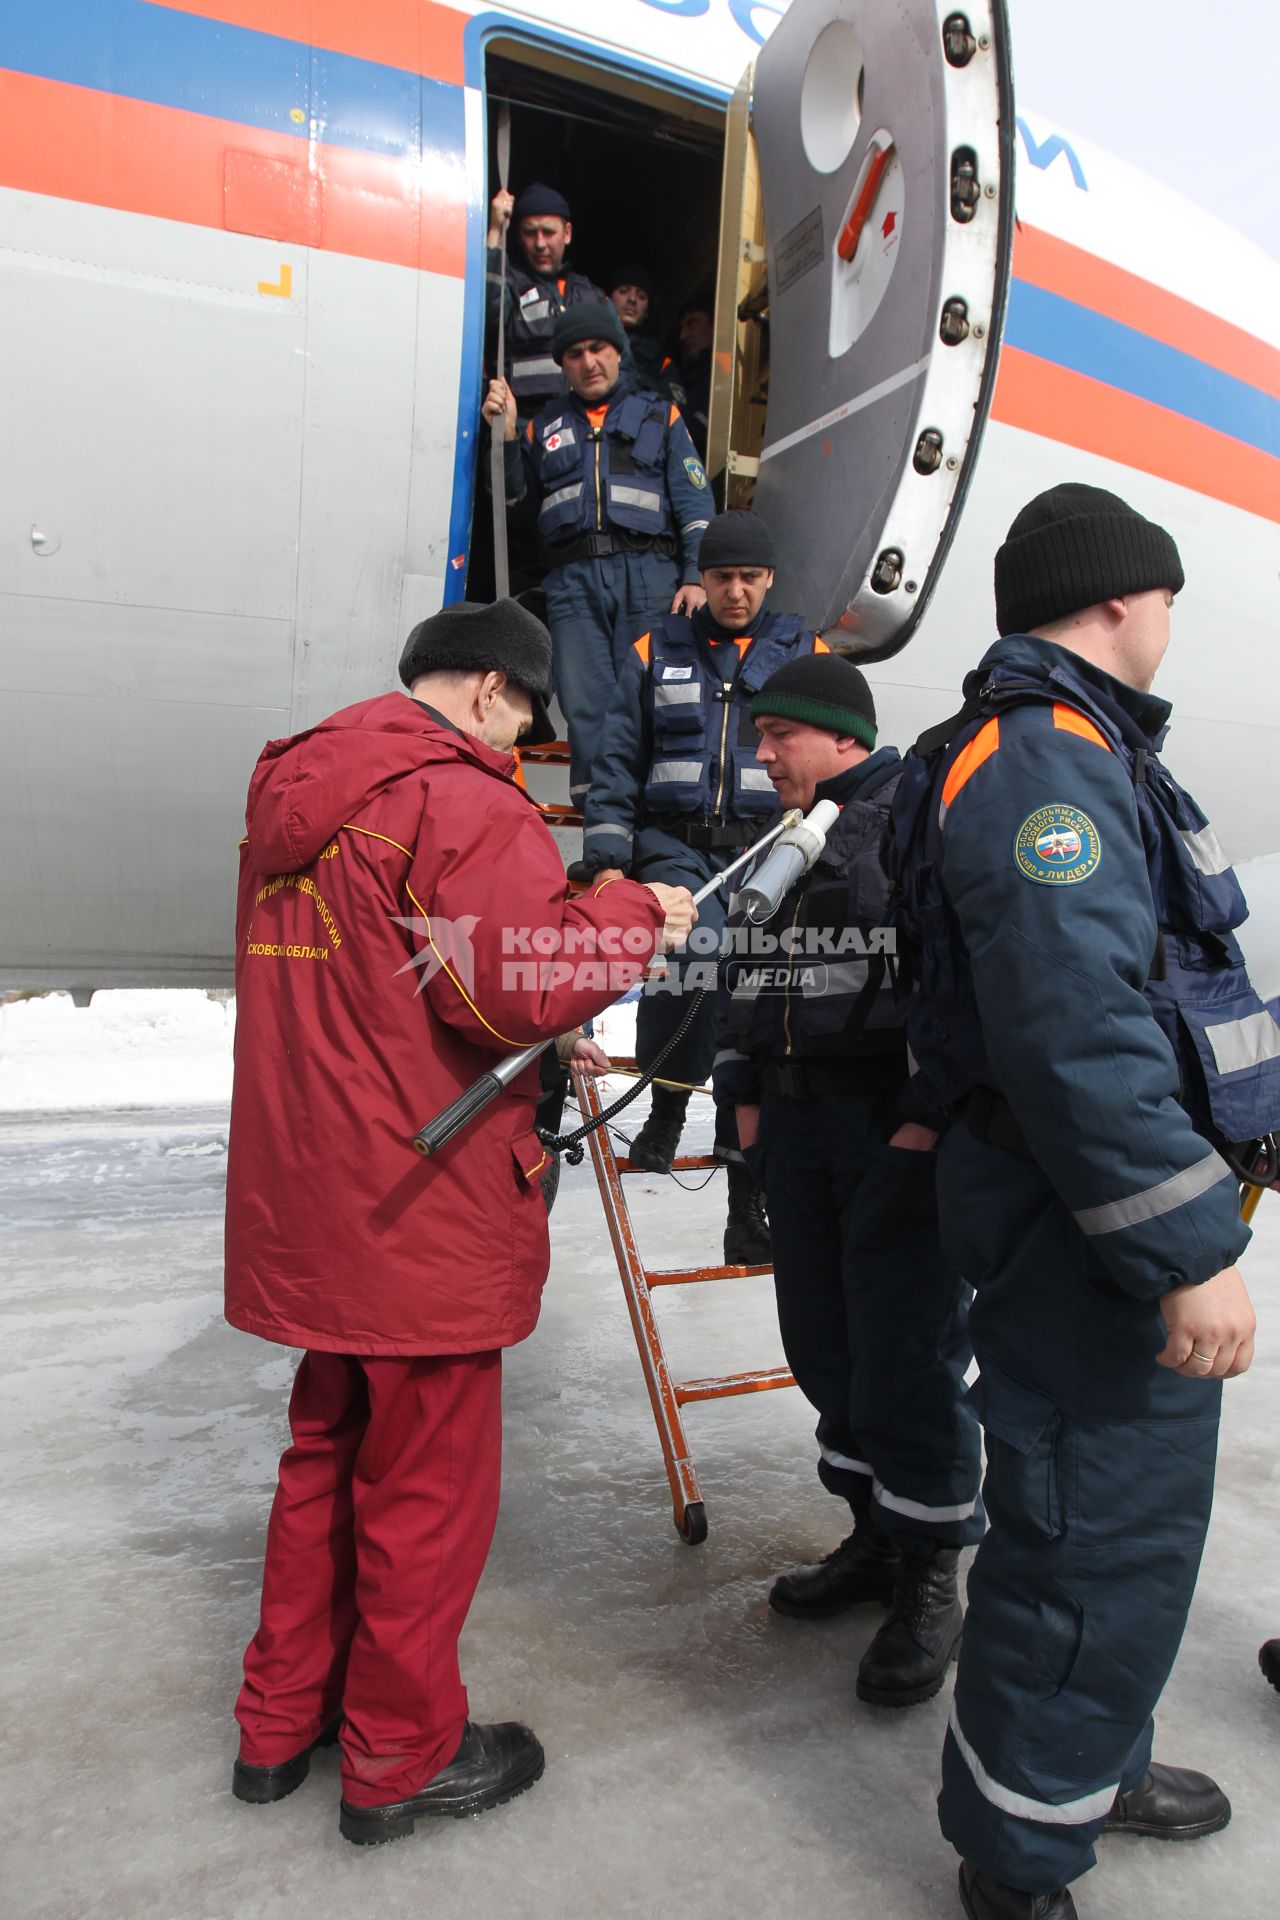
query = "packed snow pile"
(0, 990, 235, 1112)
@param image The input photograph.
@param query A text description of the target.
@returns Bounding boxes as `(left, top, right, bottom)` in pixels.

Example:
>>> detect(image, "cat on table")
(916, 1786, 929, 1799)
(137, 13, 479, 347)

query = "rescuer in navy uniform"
(486, 183, 609, 419)
(483, 302, 711, 816)
(580, 510, 823, 1264)
(888, 486, 1272, 1919)
(608, 262, 675, 390)
(712, 653, 982, 1703)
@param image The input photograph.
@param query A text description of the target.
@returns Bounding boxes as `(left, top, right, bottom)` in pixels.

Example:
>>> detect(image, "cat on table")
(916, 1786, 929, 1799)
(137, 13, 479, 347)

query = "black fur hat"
(398, 598, 556, 746)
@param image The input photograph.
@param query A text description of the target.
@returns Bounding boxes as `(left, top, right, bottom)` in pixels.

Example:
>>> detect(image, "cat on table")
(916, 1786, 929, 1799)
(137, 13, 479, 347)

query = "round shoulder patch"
(1014, 804, 1102, 886)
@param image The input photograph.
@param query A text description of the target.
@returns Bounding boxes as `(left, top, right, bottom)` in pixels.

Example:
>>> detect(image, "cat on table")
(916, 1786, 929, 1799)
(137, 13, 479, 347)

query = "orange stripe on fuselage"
(1052, 705, 1112, 750)
(1014, 224, 1280, 404)
(992, 346, 1280, 525)
(941, 718, 1000, 813)
(142, 0, 467, 86)
(0, 70, 466, 278)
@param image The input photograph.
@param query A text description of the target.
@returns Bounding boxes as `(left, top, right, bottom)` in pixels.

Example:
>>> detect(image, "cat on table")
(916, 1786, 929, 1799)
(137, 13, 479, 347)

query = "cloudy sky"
(1006, 0, 1276, 259)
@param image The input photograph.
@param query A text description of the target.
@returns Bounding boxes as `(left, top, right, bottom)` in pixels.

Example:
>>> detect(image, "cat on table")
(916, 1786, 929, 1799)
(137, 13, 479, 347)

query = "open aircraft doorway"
(465, 39, 729, 603)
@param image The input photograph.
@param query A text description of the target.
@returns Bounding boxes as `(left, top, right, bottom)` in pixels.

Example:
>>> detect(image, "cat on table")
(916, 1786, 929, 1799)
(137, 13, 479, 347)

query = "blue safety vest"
(642, 611, 818, 820)
(725, 751, 908, 1064)
(531, 389, 674, 545)
(505, 263, 604, 408)
(886, 648, 1280, 1159)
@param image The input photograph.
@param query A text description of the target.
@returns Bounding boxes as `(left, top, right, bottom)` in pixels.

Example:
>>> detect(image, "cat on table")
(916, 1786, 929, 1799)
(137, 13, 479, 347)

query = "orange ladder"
(571, 1061, 794, 1544)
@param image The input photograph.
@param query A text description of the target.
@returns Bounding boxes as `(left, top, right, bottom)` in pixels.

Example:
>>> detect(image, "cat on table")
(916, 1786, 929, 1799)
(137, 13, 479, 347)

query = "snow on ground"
(2, 995, 1278, 1919)
(0, 991, 236, 1112)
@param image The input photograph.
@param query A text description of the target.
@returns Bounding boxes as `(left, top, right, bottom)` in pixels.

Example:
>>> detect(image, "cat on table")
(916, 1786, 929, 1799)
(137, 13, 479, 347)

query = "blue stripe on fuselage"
(0, 0, 447, 160)
(1006, 279, 1280, 459)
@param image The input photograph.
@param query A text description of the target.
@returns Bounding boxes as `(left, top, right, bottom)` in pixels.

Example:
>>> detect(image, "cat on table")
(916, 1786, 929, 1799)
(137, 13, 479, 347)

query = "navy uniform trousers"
(937, 1125, 1221, 1892)
(748, 1091, 983, 1552)
(544, 550, 677, 808)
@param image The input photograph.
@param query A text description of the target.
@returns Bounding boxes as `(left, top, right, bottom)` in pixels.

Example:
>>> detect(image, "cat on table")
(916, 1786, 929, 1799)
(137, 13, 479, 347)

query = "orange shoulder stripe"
(633, 632, 651, 663)
(1052, 703, 1112, 750)
(941, 717, 1001, 814)
(668, 403, 681, 426)
(813, 637, 830, 653)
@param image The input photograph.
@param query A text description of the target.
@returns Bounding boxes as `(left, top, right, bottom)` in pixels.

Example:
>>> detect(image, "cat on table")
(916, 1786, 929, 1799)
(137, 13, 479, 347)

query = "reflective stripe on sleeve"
(583, 823, 633, 843)
(1072, 1149, 1232, 1237)
(1206, 1009, 1280, 1074)
(820, 1443, 873, 1475)
(1180, 824, 1232, 876)
(712, 1048, 751, 1070)
(681, 519, 711, 535)
(947, 1706, 1121, 1826)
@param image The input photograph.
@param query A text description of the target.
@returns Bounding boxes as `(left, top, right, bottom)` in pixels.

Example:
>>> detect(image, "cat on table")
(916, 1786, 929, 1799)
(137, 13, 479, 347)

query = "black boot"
(1103, 1763, 1230, 1840)
(769, 1521, 899, 1618)
(628, 1084, 690, 1173)
(958, 1863, 1077, 1919)
(856, 1544, 963, 1706)
(339, 1721, 545, 1846)
(232, 1713, 343, 1805)
(1260, 1640, 1280, 1692)
(724, 1160, 771, 1264)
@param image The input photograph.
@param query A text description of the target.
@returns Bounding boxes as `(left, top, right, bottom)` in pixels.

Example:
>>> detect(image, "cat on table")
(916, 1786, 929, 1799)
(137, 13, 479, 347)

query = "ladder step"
(648, 1262, 772, 1285)
(676, 1366, 795, 1405)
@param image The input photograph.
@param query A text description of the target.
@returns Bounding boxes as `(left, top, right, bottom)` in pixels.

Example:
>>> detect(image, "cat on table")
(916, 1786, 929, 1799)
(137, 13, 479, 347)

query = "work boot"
(232, 1713, 343, 1805)
(1260, 1640, 1280, 1691)
(628, 1084, 690, 1173)
(856, 1544, 963, 1706)
(724, 1160, 771, 1265)
(339, 1720, 544, 1846)
(958, 1863, 1077, 1919)
(769, 1521, 899, 1619)
(1103, 1763, 1231, 1840)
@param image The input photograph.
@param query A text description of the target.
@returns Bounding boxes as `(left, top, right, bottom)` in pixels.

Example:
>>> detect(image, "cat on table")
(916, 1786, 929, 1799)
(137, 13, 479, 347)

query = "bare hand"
(1157, 1265, 1256, 1379)
(568, 1035, 611, 1075)
(671, 583, 707, 617)
(887, 1123, 939, 1151)
(482, 378, 518, 443)
(488, 188, 515, 247)
(736, 1104, 761, 1151)
(645, 882, 697, 952)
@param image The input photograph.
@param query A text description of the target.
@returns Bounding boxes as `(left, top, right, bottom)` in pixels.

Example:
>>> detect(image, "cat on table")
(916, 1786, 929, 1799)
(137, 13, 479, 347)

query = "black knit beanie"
(398, 599, 556, 745)
(698, 510, 776, 571)
(751, 655, 877, 751)
(513, 182, 571, 222)
(994, 484, 1184, 636)
(551, 300, 627, 363)
(609, 262, 653, 297)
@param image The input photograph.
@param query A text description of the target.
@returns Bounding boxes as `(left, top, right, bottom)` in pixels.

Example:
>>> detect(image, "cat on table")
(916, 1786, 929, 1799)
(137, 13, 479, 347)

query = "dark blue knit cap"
(514, 182, 571, 222)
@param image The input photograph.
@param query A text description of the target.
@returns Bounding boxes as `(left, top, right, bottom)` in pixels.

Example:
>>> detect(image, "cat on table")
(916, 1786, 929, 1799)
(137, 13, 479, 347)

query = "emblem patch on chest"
(1014, 804, 1102, 885)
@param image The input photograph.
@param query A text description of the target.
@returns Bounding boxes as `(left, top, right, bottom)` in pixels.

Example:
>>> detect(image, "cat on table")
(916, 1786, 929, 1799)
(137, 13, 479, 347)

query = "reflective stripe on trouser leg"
(939, 1368, 1220, 1891)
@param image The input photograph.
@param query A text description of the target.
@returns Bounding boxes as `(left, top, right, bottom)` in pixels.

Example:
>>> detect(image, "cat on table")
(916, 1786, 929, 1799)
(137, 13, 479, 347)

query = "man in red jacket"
(225, 598, 694, 1846)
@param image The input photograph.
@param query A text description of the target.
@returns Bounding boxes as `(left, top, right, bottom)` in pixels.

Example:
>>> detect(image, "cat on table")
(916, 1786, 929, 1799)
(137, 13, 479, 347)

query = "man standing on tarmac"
(483, 302, 711, 819)
(224, 600, 695, 1848)
(890, 486, 1274, 1918)
(580, 510, 823, 1265)
(486, 183, 608, 419)
(713, 653, 982, 1703)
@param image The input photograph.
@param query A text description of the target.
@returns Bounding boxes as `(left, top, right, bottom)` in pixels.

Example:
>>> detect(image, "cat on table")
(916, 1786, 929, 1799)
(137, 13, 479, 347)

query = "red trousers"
(236, 1348, 503, 1806)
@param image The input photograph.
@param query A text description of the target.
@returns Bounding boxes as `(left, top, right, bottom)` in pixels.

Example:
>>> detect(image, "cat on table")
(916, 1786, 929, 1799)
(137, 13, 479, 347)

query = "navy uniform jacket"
(485, 252, 607, 412)
(928, 635, 1253, 1302)
(497, 376, 711, 583)
(582, 606, 825, 872)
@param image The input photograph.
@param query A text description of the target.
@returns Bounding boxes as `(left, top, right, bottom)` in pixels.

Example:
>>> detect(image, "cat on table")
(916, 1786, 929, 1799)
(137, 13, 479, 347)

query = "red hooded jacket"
(224, 693, 664, 1356)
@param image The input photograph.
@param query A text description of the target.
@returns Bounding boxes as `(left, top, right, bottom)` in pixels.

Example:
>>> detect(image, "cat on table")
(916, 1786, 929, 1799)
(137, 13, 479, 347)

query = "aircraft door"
(749, 0, 1014, 650)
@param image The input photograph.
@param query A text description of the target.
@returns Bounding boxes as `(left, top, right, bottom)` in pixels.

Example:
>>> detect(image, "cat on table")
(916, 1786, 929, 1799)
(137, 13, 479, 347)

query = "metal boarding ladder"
(571, 1060, 794, 1544)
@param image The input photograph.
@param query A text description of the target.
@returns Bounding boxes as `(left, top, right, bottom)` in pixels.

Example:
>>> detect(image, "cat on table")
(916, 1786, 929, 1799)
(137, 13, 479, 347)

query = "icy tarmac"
(2, 999, 1279, 1920)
